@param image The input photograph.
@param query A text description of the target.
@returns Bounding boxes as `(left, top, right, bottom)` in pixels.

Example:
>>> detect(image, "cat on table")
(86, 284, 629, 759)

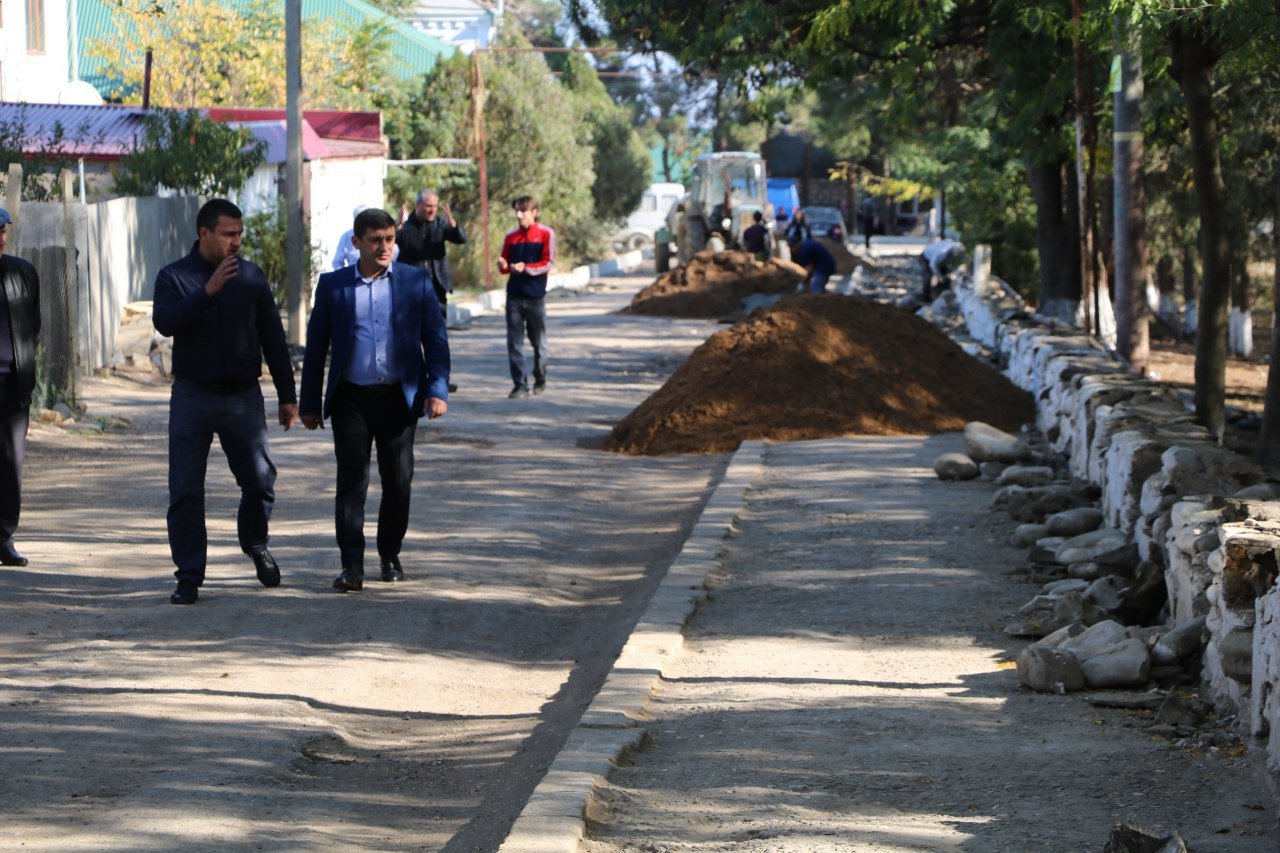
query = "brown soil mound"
(605, 294, 1035, 455)
(625, 250, 804, 318)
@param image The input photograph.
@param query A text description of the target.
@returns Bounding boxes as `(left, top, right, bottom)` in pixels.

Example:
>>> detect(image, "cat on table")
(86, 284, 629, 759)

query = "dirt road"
(0, 274, 725, 851)
(584, 437, 1280, 851)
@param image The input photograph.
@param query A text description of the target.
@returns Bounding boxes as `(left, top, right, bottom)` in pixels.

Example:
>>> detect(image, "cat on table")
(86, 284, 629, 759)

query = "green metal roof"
(75, 0, 455, 100)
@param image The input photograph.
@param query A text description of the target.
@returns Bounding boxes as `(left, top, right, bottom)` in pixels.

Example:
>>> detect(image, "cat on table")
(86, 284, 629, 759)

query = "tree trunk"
(1258, 162, 1280, 466)
(1065, 165, 1083, 302)
(1071, 0, 1097, 336)
(1170, 20, 1231, 440)
(1028, 156, 1078, 318)
(711, 77, 728, 151)
(1113, 16, 1150, 371)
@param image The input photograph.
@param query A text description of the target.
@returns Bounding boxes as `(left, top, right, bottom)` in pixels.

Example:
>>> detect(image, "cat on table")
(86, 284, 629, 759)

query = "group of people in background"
(739, 205, 838, 295)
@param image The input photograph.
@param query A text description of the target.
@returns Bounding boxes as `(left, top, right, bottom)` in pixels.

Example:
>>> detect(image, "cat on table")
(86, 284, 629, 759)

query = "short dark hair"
(197, 198, 243, 233)
(512, 195, 538, 211)
(354, 207, 396, 237)
(752, 211, 763, 223)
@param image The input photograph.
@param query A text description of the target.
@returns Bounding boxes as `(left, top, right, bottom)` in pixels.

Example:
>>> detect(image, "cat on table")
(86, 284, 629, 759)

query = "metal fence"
(3, 164, 199, 406)
(4, 166, 78, 408)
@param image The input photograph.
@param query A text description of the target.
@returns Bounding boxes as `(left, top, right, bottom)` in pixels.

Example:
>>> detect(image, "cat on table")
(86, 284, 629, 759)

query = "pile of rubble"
(938, 421, 1210, 695)
(32, 403, 133, 435)
(623, 250, 804, 318)
(606, 295, 1033, 455)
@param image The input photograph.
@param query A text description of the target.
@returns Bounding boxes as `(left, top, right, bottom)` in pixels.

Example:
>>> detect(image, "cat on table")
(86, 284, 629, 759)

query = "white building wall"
(308, 156, 387, 278)
(0, 0, 70, 103)
(406, 0, 494, 54)
(231, 165, 281, 219)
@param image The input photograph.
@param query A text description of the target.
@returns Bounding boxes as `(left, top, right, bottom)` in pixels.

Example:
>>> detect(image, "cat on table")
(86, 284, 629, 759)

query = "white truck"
(613, 182, 686, 252)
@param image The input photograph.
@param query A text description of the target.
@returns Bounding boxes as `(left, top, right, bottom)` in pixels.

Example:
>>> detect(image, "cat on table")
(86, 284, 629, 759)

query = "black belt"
(182, 378, 260, 395)
(340, 381, 397, 397)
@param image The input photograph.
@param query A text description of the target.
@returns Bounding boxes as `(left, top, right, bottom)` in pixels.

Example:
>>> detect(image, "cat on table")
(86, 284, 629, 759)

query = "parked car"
(613, 182, 685, 251)
(804, 206, 848, 243)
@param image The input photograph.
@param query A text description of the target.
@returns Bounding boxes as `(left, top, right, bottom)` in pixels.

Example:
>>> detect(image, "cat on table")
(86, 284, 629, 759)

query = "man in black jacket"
(152, 199, 298, 605)
(397, 189, 465, 391)
(0, 207, 40, 567)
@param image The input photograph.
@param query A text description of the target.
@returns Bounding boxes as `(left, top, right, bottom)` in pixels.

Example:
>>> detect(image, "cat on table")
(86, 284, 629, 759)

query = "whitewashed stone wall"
(952, 260, 1280, 772)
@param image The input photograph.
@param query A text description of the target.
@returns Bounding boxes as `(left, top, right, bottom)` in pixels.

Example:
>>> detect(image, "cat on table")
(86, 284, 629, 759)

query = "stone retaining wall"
(952, 255, 1280, 772)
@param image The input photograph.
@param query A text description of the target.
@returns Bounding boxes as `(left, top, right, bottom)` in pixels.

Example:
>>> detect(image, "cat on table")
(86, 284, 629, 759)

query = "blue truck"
(767, 178, 800, 223)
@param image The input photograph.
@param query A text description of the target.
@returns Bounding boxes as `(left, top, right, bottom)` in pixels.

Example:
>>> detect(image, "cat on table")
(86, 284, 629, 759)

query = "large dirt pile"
(625, 250, 804, 318)
(605, 294, 1035, 455)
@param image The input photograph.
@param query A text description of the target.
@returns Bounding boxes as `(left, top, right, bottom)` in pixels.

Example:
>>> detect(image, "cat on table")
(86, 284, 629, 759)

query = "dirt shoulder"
(586, 437, 1279, 851)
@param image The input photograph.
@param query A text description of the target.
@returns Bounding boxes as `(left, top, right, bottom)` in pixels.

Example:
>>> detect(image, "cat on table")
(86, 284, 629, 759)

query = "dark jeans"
(0, 373, 29, 543)
(167, 379, 276, 585)
(330, 382, 416, 572)
(435, 283, 448, 323)
(919, 255, 935, 301)
(810, 270, 833, 293)
(506, 296, 547, 387)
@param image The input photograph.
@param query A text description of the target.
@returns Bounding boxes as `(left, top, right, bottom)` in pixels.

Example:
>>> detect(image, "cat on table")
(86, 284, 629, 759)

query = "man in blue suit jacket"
(300, 207, 450, 592)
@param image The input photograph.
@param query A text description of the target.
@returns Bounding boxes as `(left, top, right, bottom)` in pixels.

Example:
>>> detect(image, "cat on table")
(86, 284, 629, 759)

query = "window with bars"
(26, 0, 45, 55)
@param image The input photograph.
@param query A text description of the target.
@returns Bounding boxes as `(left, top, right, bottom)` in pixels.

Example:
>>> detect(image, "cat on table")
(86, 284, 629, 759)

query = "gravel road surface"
(0, 273, 724, 851)
(585, 437, 1280, 852)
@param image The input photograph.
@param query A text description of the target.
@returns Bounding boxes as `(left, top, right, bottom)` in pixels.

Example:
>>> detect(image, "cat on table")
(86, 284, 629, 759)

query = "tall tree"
(386, 29, 597, 285)
(113, 109, 266, 196)
(1113, 13, 1150, 370)
(86, 0, 395, 109)
(561, 51, 651, 224)
(1166, 15, 1232, 438)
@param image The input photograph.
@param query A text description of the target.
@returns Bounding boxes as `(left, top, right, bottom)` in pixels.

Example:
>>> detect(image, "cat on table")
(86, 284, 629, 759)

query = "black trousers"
(506, 297, 547, 387)
(167, 380, 276, 585)
(330, 382, 417, 572)
(0, 373, 29, 543)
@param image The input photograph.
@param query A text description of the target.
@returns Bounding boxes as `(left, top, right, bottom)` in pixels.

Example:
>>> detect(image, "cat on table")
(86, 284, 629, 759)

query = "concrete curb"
(497, 441, 767, 853)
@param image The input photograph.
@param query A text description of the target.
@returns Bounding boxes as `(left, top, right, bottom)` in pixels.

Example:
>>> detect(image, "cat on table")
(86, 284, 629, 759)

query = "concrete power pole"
(285, 0, 306, 344)
(1113, 15, 1149, 372)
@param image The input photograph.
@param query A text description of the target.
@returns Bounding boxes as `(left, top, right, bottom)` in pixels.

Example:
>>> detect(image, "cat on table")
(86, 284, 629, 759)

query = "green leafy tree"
(113, 109, 266, 196)
(241, 199, 319, 309)
(87, 0, 397, 110)
(561, 51, 651, 225)
(387, 28, 597, 287)
(0, 109, 102, 201)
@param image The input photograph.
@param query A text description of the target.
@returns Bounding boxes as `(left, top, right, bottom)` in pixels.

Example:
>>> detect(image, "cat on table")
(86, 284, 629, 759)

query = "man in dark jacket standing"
(397, 189, 465, 392)
(152, 199, 298, 605)
(0, 207, 40, 567)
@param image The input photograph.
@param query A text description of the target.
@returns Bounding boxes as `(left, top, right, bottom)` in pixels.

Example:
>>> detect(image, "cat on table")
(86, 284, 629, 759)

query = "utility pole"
(1113, 15, 1149, 372)
(285, 0, 306, 344)
(471, 52, 491, 291)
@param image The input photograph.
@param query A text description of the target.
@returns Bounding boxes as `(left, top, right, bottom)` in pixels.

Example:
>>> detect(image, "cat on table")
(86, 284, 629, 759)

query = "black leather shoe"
(333, 570, 364, 592)
(380, 556, 405, 583)
(249, 548, 280, 589)
(253, 549, 281, 588)
(532, 378, 546, 395)
(0, 541, 28, 566)
(508, 384, 530, 399)
(170, 581, 199, 605)
(448, 383, 459, 393)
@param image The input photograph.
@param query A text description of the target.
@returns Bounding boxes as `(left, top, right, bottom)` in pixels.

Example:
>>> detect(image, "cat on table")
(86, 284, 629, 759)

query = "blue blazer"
(300, 262, 450, 420)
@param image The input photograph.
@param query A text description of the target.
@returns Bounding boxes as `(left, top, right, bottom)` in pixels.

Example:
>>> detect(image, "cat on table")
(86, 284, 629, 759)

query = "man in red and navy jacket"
(497, 195, 555, 398)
